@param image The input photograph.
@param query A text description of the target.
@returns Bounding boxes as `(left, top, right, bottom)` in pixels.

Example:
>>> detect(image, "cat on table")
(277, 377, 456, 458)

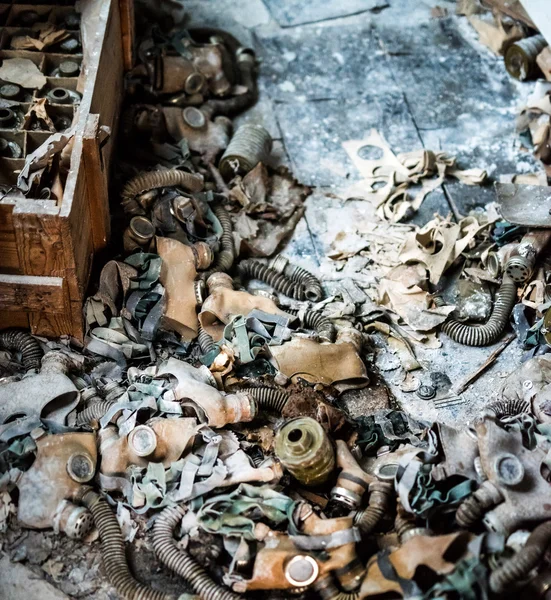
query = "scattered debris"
(342, 129, 487, 223)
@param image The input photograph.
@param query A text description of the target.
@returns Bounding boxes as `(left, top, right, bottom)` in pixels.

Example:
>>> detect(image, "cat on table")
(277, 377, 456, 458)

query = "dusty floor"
(1, 1, 544, 598)
(186, 0, 540, 427)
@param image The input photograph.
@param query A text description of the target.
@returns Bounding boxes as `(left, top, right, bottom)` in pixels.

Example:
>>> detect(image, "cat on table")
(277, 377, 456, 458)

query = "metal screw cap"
(417, 384, 436, 400)
(494, 453, 525, 486)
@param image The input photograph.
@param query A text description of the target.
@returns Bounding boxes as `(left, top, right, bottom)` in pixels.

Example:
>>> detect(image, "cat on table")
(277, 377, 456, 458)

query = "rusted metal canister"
(505, 35, 548, 80)
(275, 417, 335, 486)
(218, 124, 272, 180)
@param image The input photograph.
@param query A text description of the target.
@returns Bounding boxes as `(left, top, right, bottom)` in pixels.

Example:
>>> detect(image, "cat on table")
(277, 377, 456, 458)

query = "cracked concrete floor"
(1, 1, 544, 598)
(187, 0, 541, 428)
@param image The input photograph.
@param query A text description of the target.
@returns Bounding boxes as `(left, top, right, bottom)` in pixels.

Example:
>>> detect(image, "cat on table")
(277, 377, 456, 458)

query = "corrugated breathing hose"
(456, 482, 503, 529)
(201, 205, 235, 280)
(202, 50, 257, 119)
(40, 350, 76, 374)
(455, 494, 486, 529)
(79, 489, 173, 600)
(435, 275, 517, 346)
(314, 575, 360, 600)
(285, 264, 323, 302)
(251, 453, 265, 467)
(0, 329, 43, 371)
(394, 510, 416, 544)
(322, 593, 358, 600)
(197, 325, 216, 355)
(238, 259, 305, 300)
(152, 504, 240, 600)
(246, 386, 290, 413)
(287, 308, 335, 342)
(483, 398, 530, 419)
(353, 482, 393, 536)
(189, 28, 242, 52)
(121, 170, 204, 202)
(490, 520, 551, 594)
(76, 401, 113, 427)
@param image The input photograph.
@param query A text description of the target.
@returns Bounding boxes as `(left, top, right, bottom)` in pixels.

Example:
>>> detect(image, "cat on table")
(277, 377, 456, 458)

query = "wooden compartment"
(0, 0, 129, 339)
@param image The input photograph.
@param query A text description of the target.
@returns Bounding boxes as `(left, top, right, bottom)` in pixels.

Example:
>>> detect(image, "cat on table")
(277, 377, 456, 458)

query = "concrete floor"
(186, 0, 541, 427)
(1, 2, 544, 598)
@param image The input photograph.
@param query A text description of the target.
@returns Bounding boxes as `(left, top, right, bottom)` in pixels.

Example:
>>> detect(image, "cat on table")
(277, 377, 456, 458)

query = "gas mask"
(17, 430, 97, 539)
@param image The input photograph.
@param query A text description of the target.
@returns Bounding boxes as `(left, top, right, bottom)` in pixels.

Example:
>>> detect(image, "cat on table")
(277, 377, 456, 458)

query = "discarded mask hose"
(0, 329, 43, 371)
(490, 520, 551, 594)
(314, 575, 360, 600)
(435, 275, 517, 346)
(188, 27, 243, 53)
(238, 259, 305, 300)
(203, 50, 257, 119)
(270, 255, 324, 302)
(121, 170, 204, 202)
(288, 266, 323, 302)
(394, 504, 430, 543)
(456, 481, 503, 528)
(456, 495, 487, 529)
(153, 504, 240, 600)
(198, 325, 216, 354)
(331, 441, 373, 511)
(40, 350, 76, 374)
(395, 510, 417, 543)
(353, 481, 393, 536)
(100, 379, 127, 403)
(76, 401, 112, 427)
(287, 308, 335, 343)
(482, 398, 530, 419)
(246, 386, 290, 413)
(80, 386, 103, 407)
(80, 489, 171, 600)
(201, 205, 235, 280)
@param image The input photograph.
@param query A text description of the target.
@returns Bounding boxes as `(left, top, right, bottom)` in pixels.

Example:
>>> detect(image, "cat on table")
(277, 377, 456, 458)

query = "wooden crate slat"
(83, 114, 110, 251)
(12, 208, 66, 278)
(29, 310, 76, 339)
(0, 274, 67, 313)
(0, 312, 30, 330)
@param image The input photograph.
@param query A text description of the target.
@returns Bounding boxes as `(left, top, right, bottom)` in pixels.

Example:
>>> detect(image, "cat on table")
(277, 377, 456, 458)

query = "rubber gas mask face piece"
(17, 431, 97, 539)
(0, 369, 79, 442)
(98, 417, 198, 495)
(157, 358, 256, 427)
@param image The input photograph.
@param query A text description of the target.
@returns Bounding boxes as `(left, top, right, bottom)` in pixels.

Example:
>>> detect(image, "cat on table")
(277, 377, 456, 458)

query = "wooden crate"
(0, 0, 130, 339)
